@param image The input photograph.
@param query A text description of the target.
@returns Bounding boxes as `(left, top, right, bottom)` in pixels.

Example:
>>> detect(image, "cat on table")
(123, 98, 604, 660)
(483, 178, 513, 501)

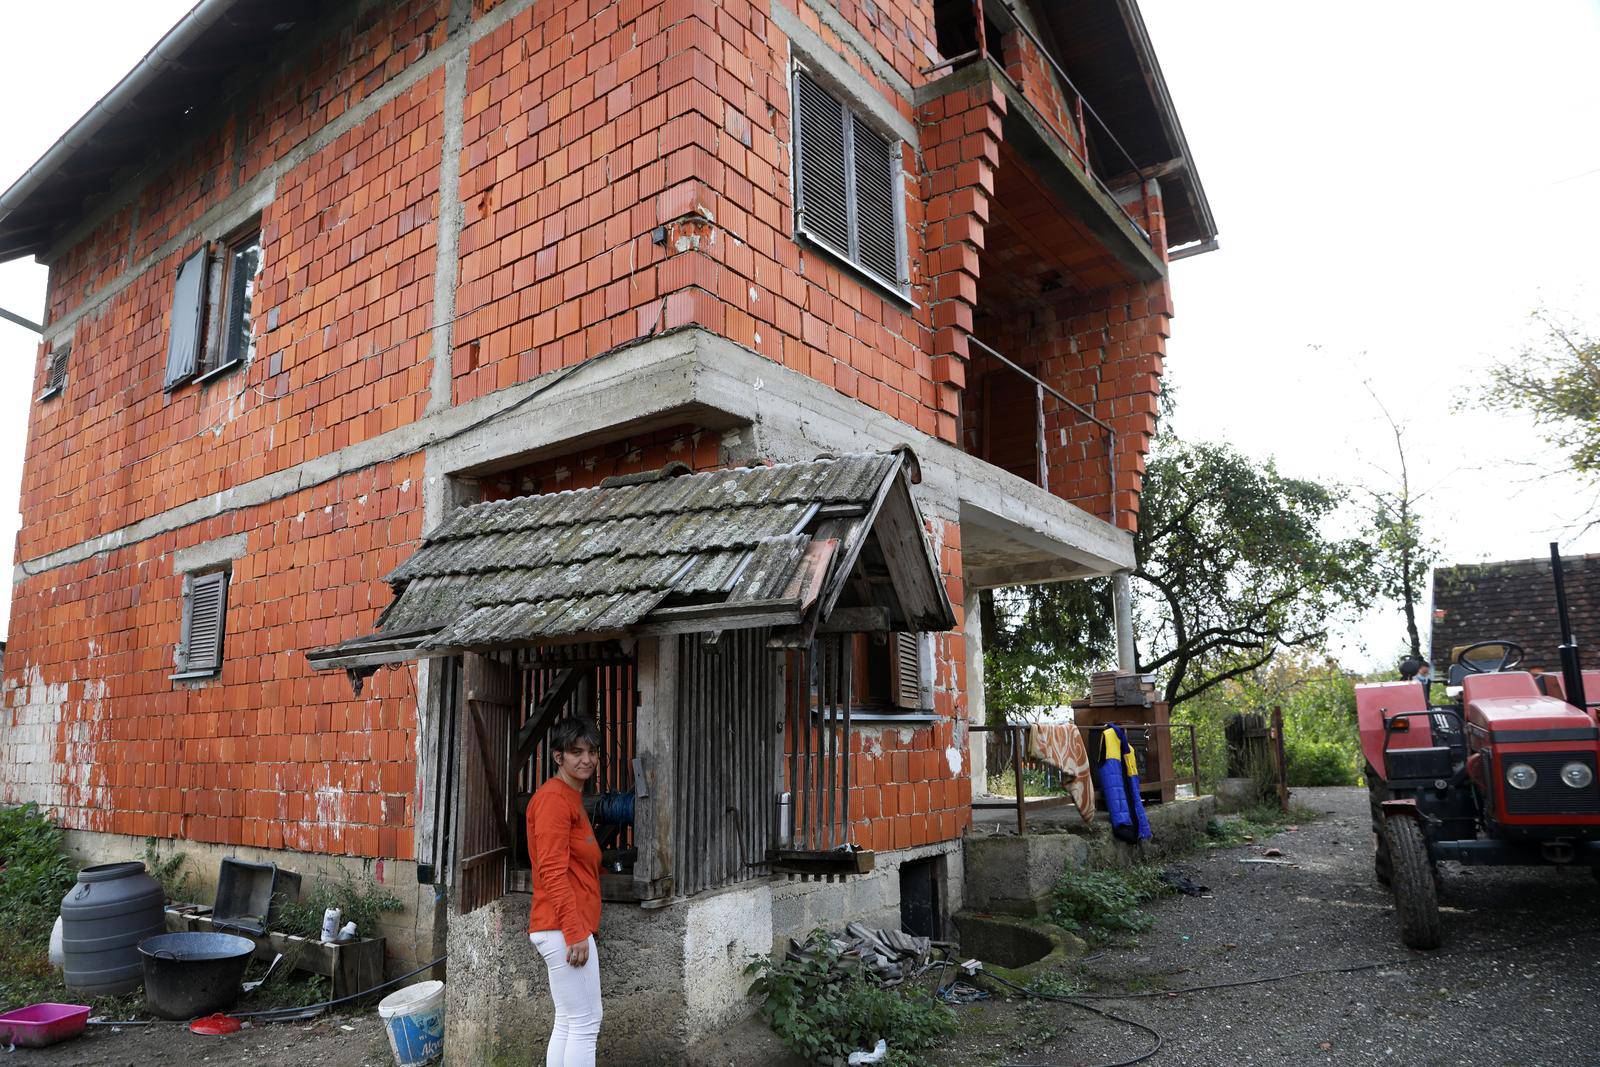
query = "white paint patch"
(945, 746, 963, 775)
(683, 885, 773, 1040)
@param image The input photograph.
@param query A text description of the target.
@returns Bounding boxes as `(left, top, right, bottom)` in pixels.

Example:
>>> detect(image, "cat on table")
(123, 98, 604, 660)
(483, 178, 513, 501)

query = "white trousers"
(529, 930, 602, 1067)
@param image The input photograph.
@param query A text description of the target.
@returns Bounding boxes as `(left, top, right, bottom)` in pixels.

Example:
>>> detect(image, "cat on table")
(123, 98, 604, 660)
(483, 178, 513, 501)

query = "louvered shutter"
(181, 570, 229, 676)
(793, 70, 850, 255)
(164, 248, 208, 390)
(892, 632, 928, 710)
(43, 344, 69, 397)
(851, 115, 899, 283)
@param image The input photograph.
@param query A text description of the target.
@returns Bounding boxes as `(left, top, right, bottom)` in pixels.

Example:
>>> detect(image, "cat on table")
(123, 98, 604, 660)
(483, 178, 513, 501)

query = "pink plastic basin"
(0, 1003, 90, 1048)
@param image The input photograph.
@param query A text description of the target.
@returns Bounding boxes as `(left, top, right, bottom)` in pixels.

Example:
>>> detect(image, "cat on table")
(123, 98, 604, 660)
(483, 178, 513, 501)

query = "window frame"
(790, 65, 911, 304)
(38, 340, 71, 401)
(172, 567, 231, 682)
(165, 216, 262, 393)
(843, 630, 934, 719)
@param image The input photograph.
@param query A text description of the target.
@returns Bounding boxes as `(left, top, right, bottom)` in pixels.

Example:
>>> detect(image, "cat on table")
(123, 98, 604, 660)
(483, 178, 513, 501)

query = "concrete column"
(964, 586, 988, 794)
(1113, 572, 1136, 673)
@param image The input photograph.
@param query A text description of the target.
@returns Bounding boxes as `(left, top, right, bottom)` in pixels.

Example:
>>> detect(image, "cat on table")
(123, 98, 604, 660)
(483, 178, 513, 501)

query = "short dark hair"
(550, 715, 602, 754)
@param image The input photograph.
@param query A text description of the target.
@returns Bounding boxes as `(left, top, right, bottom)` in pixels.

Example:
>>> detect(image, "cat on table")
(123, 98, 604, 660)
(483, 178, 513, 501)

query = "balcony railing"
(962, 336, 1116, 522)
(923, 0, 1153, 244)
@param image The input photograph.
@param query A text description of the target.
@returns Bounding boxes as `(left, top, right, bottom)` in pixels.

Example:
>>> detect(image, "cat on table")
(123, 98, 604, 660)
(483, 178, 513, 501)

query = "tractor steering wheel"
(1456, 639, 1525, 674)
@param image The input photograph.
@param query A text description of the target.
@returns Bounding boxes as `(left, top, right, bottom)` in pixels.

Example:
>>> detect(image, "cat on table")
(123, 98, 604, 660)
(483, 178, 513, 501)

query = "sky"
(1, 2, 1598, 665)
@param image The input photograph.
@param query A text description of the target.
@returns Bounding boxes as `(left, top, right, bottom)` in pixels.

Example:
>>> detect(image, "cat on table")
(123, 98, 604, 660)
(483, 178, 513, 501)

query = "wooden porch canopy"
(306, 448, 955, 679)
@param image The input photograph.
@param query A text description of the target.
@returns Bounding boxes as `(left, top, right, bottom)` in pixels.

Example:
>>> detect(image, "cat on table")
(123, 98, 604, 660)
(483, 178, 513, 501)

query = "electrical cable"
(86, 953, 448, 1027)
(982, 971, 1162, 1067)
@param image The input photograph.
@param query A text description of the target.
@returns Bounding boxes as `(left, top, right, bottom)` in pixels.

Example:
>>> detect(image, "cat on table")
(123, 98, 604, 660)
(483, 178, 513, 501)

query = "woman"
(528, 716, 604, 1067)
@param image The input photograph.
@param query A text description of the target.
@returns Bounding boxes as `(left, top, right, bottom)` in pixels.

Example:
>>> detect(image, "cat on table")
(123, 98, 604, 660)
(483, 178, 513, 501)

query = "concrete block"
(963, 832, 1087, 917)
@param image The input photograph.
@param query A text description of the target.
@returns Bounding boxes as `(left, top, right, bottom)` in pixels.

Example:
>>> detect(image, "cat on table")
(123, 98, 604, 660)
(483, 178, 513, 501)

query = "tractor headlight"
(1560, 762, 1594, 789)
(1506, 763, 1538, 790)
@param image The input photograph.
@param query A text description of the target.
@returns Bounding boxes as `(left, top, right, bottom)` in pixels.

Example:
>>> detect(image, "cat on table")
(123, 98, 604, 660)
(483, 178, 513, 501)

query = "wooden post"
(1012, 723, 1027, 836)
(1034, 382, 1049, 492)
(1270, 704, 1289, 813)
(632, 636, 676, 899)
(1188, 723, 1201, 793)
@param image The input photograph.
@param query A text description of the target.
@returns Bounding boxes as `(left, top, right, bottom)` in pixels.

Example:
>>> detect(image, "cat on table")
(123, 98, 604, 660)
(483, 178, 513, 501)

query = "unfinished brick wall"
(2, 457, 423, 857)
(998, 29, 1087, 162)
(23, 26, 446, 562)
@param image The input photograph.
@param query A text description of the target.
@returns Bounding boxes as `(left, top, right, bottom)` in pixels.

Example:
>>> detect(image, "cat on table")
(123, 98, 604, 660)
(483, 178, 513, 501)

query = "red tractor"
(1357, 543, 1600, 949)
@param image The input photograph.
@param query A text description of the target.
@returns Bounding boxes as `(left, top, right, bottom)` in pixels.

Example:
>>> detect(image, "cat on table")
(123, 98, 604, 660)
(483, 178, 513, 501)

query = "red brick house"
(0, 0, 1212, 1059)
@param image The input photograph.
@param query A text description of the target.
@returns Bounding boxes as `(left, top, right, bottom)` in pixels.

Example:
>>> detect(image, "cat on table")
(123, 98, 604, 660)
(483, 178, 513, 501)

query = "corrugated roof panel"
(727, 535, 811, 602)
(365, 452, 902, 646)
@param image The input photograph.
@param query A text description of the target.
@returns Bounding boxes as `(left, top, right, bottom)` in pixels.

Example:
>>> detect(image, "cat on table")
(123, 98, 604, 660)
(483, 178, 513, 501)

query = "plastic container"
(377, 980, 445, 1067)
(213, 858, 301, 935)
(60, 861, 166, 996)
(320, 906, 342, 942)
(0, 1003, 90, 1048)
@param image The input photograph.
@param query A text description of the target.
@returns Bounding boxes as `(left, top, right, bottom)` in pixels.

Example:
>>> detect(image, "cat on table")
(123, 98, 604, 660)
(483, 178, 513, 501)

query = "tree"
(1476, 316, 1600, 485)
(1130, 434, 1373, 708)
(981, 431, 1374, 712)
(1359, 387, 1439, 661)
(979, 581, 1113, 717)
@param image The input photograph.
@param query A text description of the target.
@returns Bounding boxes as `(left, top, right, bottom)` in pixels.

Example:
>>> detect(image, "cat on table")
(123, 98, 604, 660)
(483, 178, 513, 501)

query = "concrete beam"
(17, 328, 1132, 585)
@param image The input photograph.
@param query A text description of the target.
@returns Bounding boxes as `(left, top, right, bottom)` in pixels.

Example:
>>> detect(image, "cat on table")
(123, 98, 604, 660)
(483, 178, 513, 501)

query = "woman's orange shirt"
(527, 776, 602, 944)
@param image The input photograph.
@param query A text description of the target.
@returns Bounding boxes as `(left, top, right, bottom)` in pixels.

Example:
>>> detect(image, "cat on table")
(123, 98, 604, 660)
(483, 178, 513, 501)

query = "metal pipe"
(967, 335, 1112, 435)
(1551, 542, 1589, 712)
(0, 307, 43, 333)
(1112, 574, 1136, 672)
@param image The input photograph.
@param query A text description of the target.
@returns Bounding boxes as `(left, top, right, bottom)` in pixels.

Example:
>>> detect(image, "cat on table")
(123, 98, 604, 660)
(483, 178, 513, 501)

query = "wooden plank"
(767, 848, 876, 876)
(513, 667, 582, 766)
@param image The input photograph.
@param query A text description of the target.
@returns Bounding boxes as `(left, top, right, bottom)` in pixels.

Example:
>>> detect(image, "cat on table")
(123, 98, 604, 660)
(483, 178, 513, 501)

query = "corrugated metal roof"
(364, 453, 900, 650)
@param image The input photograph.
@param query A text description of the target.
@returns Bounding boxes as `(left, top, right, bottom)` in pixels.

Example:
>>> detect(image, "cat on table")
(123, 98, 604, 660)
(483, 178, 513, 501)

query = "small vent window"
(176, 569, 230, 680)
(792, 69, 905, 293)
(40, 342, 70, 400)
(851, 631, 930, 713)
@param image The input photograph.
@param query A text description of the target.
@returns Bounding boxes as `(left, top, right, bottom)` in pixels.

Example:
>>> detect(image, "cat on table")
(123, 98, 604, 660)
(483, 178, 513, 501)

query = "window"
(852, 631, 930, 713)
(175, 569, 230, 680)
(792, 68, 905, 293)
(164, 221, 261, 391)
(39, 342, 70, 400)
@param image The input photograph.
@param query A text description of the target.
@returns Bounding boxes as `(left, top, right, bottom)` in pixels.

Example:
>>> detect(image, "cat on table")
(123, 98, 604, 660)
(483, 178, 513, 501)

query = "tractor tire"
(1366, 771, 1392, 887)
(1385, 816, 1442, 951)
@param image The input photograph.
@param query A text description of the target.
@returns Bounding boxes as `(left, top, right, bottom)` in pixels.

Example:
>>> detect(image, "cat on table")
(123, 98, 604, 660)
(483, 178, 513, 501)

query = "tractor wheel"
(1366, 771, 1392, 886)
(1385, 816, 1442, 950)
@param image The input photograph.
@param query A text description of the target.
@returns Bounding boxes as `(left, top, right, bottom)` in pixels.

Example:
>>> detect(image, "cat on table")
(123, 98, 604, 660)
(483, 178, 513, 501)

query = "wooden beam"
(514, 667, 583, 766)
(814, 606, 892, 633)
(632, 636, 678, 894)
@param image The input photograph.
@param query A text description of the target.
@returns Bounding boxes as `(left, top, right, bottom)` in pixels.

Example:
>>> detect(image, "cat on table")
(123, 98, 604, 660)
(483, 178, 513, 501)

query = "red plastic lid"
(189, 1014, 242, 1036)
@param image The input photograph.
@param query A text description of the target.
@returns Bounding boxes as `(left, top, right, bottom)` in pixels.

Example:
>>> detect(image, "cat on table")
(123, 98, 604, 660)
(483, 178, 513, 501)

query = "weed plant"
(273, 866, 405, 941)
(1048, 865, 1172, 940)
(745, 931, 955, 1066)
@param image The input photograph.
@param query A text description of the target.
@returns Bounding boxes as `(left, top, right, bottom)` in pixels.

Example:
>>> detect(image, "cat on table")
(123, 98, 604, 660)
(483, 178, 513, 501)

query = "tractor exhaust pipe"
(1551, 542, 1589, 713)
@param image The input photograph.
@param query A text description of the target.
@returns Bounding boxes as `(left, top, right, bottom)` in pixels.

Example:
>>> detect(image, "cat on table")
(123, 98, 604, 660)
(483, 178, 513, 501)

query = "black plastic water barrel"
(60, 861, 166, 995)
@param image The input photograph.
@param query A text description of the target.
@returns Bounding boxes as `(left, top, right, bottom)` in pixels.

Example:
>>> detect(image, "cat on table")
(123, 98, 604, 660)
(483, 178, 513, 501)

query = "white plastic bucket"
(377, 979, 445, 1067)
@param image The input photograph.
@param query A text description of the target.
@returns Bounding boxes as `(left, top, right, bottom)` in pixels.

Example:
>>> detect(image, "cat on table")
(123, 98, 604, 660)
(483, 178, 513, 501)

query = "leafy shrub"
(1286, 738, 1357, 786)
(0, 803, 74, 943)
(273, 866, 404, 940)
(745, 932, 955, 1065)
(1048, 865, 1170, 939)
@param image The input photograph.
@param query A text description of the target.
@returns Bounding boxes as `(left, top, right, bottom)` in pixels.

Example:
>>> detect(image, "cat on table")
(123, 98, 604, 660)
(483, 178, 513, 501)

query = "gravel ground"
(6, 1011, 391, 1065)
(940, 786, 1600, 1067)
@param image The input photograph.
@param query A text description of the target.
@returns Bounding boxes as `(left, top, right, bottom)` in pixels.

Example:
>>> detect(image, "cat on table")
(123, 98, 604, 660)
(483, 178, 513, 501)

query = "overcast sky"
(1, 2, 1598, 666)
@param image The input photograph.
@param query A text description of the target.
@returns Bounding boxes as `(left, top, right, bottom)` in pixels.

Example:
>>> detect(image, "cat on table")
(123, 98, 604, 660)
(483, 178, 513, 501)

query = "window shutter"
(42, 344, 70, 398)
(181, 570, 229, 675)
(893, 632, 928, 710)
(850, 115, 899, 283)
(793, 70, 850, 254)
(164, 248, 208, 390)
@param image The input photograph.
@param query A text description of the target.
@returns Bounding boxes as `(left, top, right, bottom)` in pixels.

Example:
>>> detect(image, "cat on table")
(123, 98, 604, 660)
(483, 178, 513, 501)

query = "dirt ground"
(7, 1011, 392, 1066)
(16, 786, 1600, 1066)
(936, 785, 1600, 1067)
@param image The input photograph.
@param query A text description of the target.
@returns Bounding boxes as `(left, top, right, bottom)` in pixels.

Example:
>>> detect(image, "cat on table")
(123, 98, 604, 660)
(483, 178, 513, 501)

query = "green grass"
(985, 768, 1070, 798)
(1204, 802, 1320, 848)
